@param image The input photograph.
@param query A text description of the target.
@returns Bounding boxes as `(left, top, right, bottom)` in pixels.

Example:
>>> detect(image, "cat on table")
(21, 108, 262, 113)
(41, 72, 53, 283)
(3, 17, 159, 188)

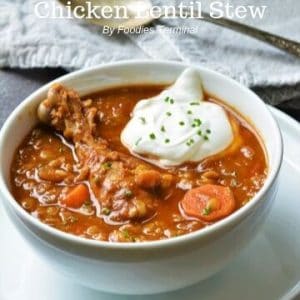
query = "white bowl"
(0, 61, 283, 295)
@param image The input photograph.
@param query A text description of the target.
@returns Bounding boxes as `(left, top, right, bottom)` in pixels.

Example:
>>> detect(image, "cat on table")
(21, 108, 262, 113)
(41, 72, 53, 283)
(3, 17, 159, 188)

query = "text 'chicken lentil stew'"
(11, 69, 267, 243)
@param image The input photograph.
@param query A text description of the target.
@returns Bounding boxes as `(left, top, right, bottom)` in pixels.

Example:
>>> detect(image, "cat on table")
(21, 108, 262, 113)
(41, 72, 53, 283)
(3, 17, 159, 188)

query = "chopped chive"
(190, 102, 200, 106)
(149, 133, 156, 140)
(135, 137, 142, 146)
(191, 118, 202, 128)
(122, 229, 130, 239)
(139, 117, 146, 124)
(160, 126, 166, 132)
(197, 130, 202, 136)
(165, 138, 170, 144)
(124, 189, 133, 198)
(194, 118, 202, 126)
(166, 112, 172, 116)
(203, 135, 209, 141)
(102, 162, 112, 169)
(186, 138, 195, 146)
(187, 110, 192, 115)
(206, 129, 211, 134)
(179, 121, 185, 126)
(202, 206, 212, 216)
(164, 96, 174, 104)
(102, 207, 111, 215)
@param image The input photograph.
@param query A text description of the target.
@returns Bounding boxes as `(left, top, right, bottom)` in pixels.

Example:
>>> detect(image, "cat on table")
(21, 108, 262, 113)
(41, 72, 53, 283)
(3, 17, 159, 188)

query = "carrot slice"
(181, 184, 235, 222)
(63, 184, 90, 209)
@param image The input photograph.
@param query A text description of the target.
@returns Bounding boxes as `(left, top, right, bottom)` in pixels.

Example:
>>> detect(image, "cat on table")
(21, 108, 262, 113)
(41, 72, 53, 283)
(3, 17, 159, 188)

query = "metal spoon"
(58, 0, 300, 57)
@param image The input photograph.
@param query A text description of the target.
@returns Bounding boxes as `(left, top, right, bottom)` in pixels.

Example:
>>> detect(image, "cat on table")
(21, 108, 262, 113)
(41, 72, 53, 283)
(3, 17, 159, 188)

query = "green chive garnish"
(166, 112, 172, 116)
(135, 137, 142, 146)
(204, 135, 209, 141)
(202, 206, 212, 216)
(165, 138, 170, 143)
(179, 121, 185, 126)
(186, 138, 195, 146)
(164, 96, 174, 104)
(190, 102, 200, 106)
(191, 118, 202, 128)
(161, 126, 166, 132)
(194, 119, 202, 126)
(206, 129, 211, 134)
(139, 117, 146, 124)
(102, 207, 111, 215)
(122, 229, 130, 239)
(149, 133, 156, 140)
(187, 110, 192, 115)
(102, 162, 112, 169)
(124, 189, 133, 198)
(197, 130, 202, 136)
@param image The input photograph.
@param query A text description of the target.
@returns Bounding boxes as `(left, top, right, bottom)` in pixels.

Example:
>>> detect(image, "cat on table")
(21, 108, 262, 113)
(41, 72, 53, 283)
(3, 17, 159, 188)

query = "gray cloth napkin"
(1, 0, 300, 107)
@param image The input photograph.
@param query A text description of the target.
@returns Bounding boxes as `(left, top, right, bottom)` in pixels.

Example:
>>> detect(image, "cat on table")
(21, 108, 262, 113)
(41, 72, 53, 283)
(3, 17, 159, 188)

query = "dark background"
(0, 68, 299, 128)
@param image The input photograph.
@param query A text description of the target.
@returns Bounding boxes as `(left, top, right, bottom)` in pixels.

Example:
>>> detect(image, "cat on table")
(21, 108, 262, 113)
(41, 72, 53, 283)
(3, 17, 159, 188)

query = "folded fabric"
(1, 0, 300, 106)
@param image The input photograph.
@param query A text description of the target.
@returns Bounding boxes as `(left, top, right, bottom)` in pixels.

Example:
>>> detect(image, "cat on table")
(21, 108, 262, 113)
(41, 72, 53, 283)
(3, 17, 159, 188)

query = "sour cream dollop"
(121, 68, 233, 167)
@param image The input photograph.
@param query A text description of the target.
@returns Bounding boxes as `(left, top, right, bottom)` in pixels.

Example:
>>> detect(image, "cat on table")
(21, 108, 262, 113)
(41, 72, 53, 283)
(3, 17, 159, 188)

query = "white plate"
(0, 106, 299, 300)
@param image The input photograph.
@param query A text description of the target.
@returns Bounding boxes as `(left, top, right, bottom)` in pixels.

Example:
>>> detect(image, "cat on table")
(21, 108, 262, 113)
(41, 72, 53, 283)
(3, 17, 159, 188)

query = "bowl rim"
(0, 60, 283, 250)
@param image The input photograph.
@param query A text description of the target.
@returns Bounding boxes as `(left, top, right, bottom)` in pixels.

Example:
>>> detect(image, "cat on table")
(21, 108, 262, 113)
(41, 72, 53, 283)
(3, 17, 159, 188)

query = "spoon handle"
(182, 10, 300, 57)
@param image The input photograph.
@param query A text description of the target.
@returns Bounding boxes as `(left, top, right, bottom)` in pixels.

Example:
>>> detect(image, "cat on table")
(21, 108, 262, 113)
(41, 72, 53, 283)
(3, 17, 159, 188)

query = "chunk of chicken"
(38, 84, 173, 223)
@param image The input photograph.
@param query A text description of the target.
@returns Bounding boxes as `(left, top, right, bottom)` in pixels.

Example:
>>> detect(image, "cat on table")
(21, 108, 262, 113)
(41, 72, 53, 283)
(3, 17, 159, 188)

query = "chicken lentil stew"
(10, 73, 267, 243)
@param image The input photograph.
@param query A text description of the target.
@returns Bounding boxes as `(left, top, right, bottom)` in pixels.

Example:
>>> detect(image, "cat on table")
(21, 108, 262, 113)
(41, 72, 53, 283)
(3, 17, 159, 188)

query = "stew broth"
(10, 85, 267, 242)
